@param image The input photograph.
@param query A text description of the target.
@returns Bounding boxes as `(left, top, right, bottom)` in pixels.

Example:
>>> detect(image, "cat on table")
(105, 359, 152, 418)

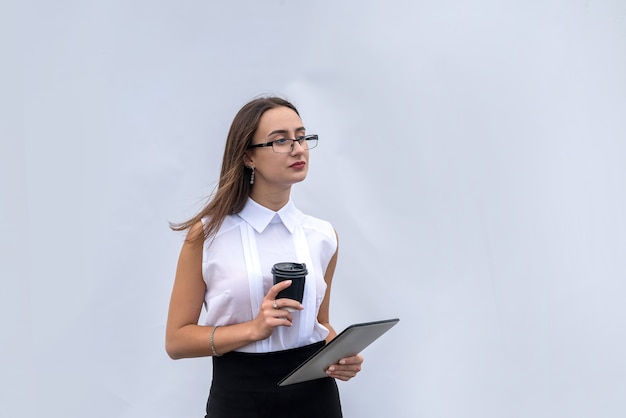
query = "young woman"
(166, 96, 363, 418)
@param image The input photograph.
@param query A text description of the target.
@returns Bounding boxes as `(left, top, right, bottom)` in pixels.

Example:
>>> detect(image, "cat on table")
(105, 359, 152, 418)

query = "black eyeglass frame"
(247, 134, 318, 153)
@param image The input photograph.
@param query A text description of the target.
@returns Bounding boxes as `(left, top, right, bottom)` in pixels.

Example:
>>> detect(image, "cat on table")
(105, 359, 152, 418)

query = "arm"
(317, 231, 364, 381)
(165, 222, 302, 359)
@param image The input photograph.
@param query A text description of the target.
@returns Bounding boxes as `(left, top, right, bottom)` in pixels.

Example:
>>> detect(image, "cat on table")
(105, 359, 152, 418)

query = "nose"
(290, 139, 305, 154)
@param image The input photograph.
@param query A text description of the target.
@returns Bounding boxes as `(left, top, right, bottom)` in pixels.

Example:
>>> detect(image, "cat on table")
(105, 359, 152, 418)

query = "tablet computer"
(278, 318, 400, 386)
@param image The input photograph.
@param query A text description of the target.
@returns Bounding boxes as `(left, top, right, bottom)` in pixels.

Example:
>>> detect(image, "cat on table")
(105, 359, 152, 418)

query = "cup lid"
(272, 262, 308, 276)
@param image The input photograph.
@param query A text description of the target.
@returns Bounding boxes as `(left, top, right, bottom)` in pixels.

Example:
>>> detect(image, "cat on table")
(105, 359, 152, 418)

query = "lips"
(290, 161, 306, 168)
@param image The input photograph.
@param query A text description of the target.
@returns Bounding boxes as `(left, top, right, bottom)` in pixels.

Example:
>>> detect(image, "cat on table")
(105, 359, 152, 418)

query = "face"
(244, 106, 310, 190)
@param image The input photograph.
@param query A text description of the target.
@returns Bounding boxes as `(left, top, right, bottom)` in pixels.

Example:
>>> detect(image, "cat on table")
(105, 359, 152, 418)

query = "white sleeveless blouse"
(200, 198, 337, 353)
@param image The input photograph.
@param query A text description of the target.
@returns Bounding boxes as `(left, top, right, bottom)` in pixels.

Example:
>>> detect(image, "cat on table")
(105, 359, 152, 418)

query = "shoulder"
(298, 212, 337, 243)
(200, 213, 243, 237)
(298, 212, 338, 268)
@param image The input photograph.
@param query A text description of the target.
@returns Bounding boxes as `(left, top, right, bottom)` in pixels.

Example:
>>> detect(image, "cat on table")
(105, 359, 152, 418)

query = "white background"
(2, 1, 625, 417)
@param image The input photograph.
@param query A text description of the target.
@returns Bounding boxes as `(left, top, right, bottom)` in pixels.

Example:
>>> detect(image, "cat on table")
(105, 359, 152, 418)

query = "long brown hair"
(170, 96, 300, 244)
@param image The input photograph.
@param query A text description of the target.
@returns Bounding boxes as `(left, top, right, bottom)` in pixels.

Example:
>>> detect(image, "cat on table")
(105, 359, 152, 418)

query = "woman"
(166, 96, 363, 418)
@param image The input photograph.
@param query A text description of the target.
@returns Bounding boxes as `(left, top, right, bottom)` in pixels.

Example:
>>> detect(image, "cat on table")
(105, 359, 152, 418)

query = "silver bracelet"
(210, 326, 222, 357)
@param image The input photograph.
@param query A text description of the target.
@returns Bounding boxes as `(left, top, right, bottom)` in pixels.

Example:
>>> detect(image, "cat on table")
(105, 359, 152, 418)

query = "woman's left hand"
(325, 354, 364, 381)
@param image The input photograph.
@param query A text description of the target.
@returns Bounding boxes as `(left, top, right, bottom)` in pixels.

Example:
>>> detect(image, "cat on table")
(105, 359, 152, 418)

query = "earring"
(249, 167, 255, 185)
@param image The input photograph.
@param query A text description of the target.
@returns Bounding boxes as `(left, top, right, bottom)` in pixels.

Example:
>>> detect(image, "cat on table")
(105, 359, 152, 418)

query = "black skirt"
(205, 341, 342, 418)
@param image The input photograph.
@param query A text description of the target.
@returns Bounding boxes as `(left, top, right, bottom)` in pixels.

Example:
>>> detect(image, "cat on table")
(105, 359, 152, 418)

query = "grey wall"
(2, 1, 625, 417)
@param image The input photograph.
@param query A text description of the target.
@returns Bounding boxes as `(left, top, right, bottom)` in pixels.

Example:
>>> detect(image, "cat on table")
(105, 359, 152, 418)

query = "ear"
(243, 151, 254, 168)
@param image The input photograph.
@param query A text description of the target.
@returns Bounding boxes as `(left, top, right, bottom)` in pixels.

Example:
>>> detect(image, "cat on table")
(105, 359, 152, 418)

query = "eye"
(274, 138, 289, 145)
(295, 136, 306, 143)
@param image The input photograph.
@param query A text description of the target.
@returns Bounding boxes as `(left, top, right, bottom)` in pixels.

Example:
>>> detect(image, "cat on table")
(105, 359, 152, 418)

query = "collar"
(237, 197, 299, 234)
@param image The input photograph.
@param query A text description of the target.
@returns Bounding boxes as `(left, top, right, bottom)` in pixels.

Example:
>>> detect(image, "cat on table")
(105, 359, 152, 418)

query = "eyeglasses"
(247, 134, 318, 154)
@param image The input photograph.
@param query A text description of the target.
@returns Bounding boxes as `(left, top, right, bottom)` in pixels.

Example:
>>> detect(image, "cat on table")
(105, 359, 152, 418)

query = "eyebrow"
(267, 127, 306, 137)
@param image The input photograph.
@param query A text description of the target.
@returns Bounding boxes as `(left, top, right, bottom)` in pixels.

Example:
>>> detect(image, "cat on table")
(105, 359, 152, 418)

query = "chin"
(293, 173, 308, 183)
(283, 176, 307, 187)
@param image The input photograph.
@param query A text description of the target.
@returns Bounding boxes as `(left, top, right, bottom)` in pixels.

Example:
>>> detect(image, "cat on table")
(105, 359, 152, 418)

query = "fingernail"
(339, 360, 346, 365)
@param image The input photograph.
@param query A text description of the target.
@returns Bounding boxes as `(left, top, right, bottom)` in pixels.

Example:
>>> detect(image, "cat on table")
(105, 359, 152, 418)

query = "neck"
(249, 186, 291, 211)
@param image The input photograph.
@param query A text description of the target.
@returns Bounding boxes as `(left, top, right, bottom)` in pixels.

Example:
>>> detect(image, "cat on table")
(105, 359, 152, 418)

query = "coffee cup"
(272, 262, 307, 312)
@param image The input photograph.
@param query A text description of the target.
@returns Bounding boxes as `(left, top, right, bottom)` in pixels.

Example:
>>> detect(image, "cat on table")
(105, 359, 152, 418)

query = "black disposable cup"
(272, 262, 307, 310)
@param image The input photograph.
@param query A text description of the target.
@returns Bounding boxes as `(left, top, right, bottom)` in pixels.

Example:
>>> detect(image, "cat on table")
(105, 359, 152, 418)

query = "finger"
(338, 355, 364, 366)
(260, 305, 292, 322)
(273, 298, 304, 311)
(326, 355, 363, 379)
(329, 363, 362, 373)
(325, 365, 361, 380)
(265, 302, 295, 323)
(272, 309, 293, 322)
(266, 280, 292, 300)
(269, 316, 293, 327)
(333, 373, 356, 381)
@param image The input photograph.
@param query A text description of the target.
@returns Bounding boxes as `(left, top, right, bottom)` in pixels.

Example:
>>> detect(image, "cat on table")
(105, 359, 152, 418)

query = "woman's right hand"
(250, 280, 304, 341)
